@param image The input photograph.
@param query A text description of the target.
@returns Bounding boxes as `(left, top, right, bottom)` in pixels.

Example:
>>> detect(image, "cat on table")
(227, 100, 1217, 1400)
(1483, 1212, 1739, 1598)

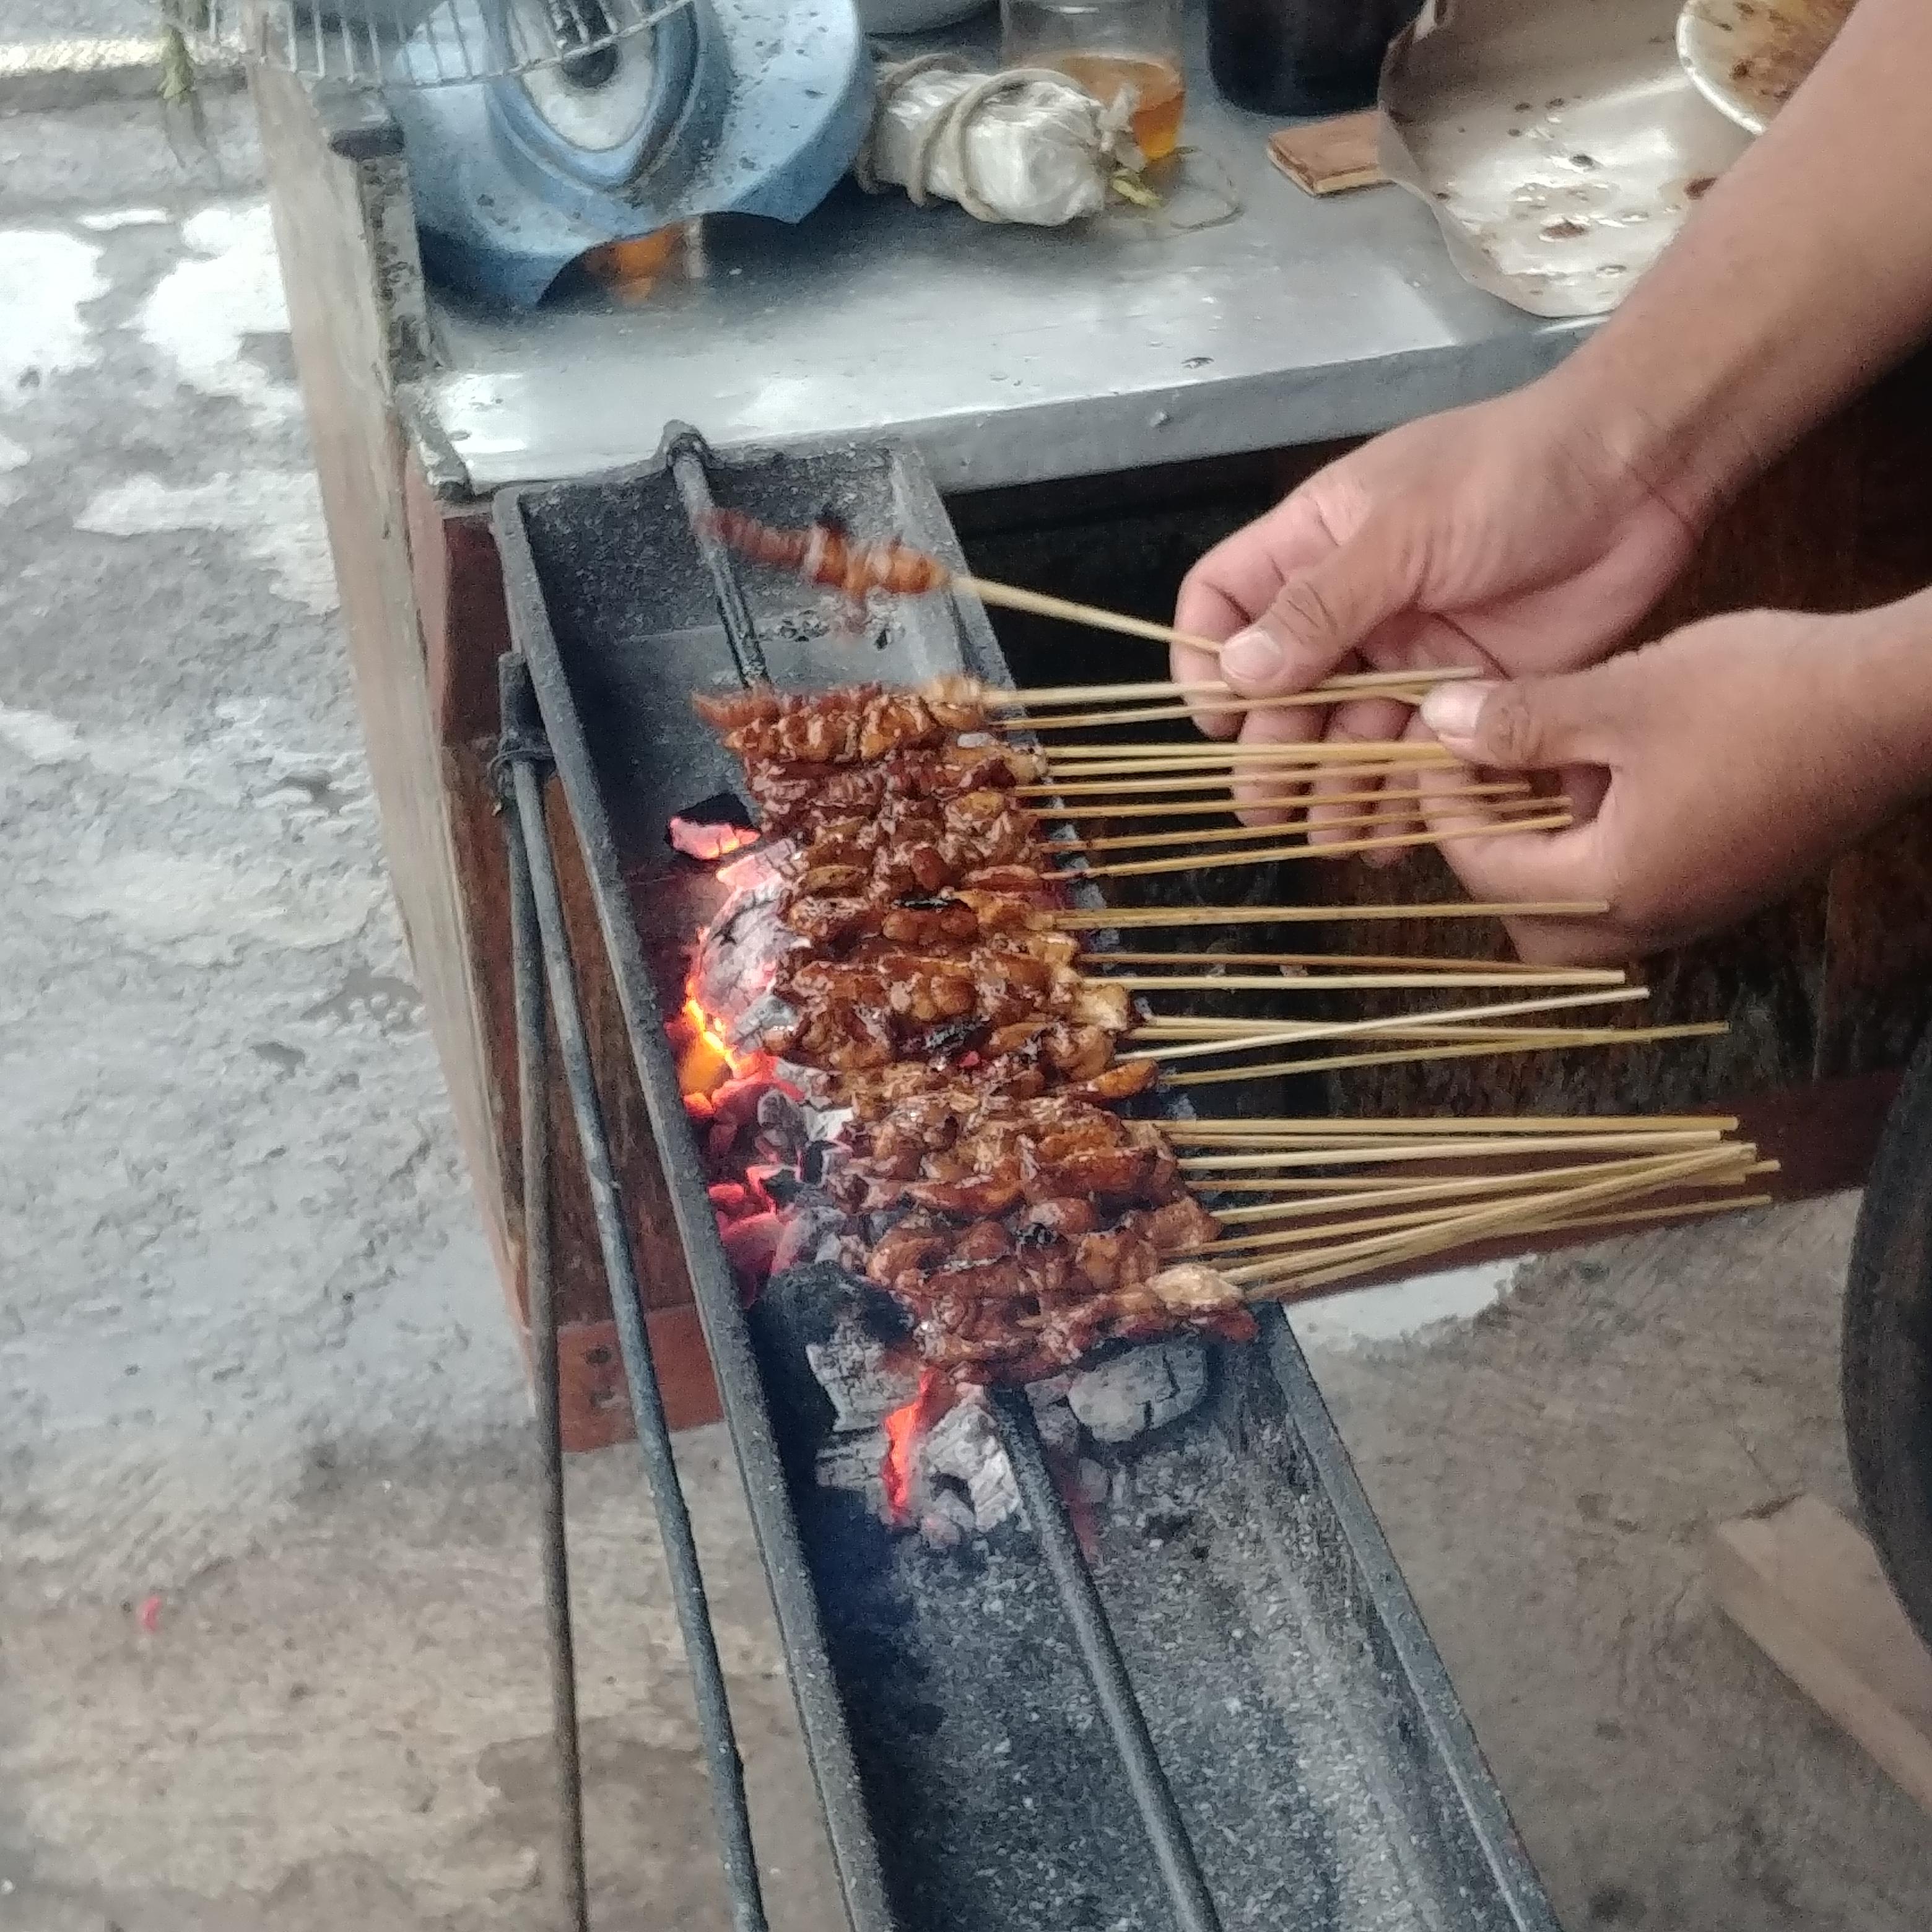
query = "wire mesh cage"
(159, 0, 692, 89)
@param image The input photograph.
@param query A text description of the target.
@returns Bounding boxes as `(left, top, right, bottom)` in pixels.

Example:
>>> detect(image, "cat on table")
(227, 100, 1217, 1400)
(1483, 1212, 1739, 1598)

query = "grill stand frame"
(489, 427, 1565, 1932)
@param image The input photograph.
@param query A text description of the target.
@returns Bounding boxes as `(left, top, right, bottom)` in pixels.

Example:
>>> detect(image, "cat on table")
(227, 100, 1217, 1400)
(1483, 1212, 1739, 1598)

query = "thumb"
(1418, 671, 1609, 772)
(1220, 520, 1421, 696)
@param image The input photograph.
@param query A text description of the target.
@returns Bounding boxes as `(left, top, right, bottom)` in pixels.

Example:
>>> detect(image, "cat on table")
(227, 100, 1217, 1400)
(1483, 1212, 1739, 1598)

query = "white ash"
(923, 1396, 1024, 1533)
(770, 1201, 850, 1275)
(691, 850, 795, 1029)
(1027, 1396, 1081, 1457)
(1074, 1458, 1110, 1504)
(916, 1488, 977, 1552)
(805, 1316, 921, 1433)
(816, 1425, 888, 1516)
(732, 989, 795, 1055)
(1065, 1339, 1208, 1444)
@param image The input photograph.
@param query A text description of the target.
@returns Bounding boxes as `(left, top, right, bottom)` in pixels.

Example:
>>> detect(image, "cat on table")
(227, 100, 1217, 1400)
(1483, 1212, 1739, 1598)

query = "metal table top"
(419, 39, 1590, 497)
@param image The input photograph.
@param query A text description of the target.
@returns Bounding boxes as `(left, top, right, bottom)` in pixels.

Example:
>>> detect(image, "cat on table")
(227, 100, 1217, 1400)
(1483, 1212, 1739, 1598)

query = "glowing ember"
(881, 1368, 951, 1520)
(667, 790, 760, 863)
(716, 848, 782, 896)
(669, 818, 761, 863)
(677, 990, 742, 1096)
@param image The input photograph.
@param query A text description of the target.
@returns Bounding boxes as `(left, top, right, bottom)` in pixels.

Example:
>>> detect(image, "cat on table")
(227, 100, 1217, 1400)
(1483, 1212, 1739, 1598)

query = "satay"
(692, 672, 1254, 1381)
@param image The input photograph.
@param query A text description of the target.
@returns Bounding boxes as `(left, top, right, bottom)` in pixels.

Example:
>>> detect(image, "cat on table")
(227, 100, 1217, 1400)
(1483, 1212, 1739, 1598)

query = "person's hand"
(1171, 379, 1706, 838)
(1408, 601, 1932, 965)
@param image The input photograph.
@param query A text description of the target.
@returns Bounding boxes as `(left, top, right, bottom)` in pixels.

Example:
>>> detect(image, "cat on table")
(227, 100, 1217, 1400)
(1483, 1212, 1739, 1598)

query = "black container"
(1209, 0, 1421, 118)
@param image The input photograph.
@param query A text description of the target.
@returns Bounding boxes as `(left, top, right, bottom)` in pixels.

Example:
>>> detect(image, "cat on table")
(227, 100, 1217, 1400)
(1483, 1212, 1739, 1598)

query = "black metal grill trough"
(489, 426, 1563, 1932)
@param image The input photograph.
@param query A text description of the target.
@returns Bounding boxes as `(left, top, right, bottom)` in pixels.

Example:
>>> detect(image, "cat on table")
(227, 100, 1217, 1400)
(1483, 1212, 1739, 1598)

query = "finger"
(1175, 500, 1338, 739)
(1170, 637, 1240, 738)
(1303, 697, 1414, 845)
(1360, 711, 1445, 869)
(1221, 514, 1423, 702)
(1229, 698, 1327, 826)
(1419, 669, 1614, 773)
(1499, 915, 1637, 970)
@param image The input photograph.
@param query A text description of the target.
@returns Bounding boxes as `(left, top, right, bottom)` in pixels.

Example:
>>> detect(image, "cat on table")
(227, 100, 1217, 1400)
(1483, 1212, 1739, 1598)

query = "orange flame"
(881, 1368, 950, 1520)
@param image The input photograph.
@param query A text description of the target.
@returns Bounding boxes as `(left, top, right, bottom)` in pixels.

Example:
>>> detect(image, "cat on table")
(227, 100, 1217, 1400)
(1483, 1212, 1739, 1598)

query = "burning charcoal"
(722, 1210, 784, 1289)
(772, 1201, 851, 1276)
(801, 1138, 850, 1188)
(1064, 1340, 1208, 1444)
(1028, 1396, 1081, 1457)
(804, 1315, 921, 1432)
(708, 1181, 757, 1219)
(734, 991, 796, 1054)
(666, 790, 760, 863)
(760, 1168, 805, 1209)
(919, 1488, 977, 1552)
(922, 1399, 1024, 1534)
(756, 1086, 807, 1159)
(817, 1227, 866, 1273)
(816, 1426, 887, 1500)
(711, 1075, 777, 1133)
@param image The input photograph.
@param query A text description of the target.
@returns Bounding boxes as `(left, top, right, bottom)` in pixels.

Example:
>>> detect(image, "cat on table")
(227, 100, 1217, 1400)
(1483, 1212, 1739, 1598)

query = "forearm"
(1544, 0, 1932, 523)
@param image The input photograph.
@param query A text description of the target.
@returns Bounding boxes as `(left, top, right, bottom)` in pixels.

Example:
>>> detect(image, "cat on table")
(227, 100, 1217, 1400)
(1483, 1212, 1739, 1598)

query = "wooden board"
(1267, 112, 1385, 196)
(1710, 1495, 1932, 1818)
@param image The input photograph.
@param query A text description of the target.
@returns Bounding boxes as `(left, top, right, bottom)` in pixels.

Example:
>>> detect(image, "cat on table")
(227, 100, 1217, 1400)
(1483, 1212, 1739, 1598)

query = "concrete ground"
(3, 80, 1931, 1932)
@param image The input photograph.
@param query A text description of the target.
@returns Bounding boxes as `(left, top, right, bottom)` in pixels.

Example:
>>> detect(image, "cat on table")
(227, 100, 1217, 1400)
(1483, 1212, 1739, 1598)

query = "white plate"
(1676, 0, 1853, 136)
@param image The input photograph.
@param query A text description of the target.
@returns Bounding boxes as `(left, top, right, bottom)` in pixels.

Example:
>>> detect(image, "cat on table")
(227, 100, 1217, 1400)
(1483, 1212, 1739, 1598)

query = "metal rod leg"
(508, 755, 772, 1932)
(507, 790, 591, 1932)
(993, 1390, 1226, 1932)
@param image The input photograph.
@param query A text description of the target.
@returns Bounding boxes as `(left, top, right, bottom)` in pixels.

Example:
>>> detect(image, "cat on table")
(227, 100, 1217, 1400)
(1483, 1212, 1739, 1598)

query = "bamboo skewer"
(1179, 1131, 1740, 1173)
(951, 576, 1232, 655)
(1006, 693, 1440, 731)
(1019, 768, 1460, 796)
(1000, 670, 1484, 707)
(1033, 783, 1533, 820)
(1019, 762, 1461, 791)
(1044, 800, 1560, 856)
(1197, 1154, 1769, 1260)
(1106, 970, 1628, 994)
(1198, 1155, 1779, 1251)
(1160, 1022, 1728, 1087)
(1258, 1188, 1775, 1299)
(1088, 949, 1611, 976)
(1050, 901, 1611, 928)
(1058, 813, 1573, 881)
(1046, 739, 1455, 764)
(1248, 1141, 1757, 1281)
(1172, 1113, 1739, 1138)
(1225, 1170, 1767, 1276)
(1232, 1143, 1752, 1290)
(1203, 1151, 1750, 1227)
(1125, 986, 1648, 1066)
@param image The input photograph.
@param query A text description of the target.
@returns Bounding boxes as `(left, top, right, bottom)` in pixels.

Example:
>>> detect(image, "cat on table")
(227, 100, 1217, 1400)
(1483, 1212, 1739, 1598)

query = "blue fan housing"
(391, 0, 873, 307)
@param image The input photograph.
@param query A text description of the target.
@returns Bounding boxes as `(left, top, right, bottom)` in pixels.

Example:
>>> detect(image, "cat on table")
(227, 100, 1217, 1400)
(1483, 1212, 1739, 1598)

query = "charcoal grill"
(488, 426, 1562, 1932)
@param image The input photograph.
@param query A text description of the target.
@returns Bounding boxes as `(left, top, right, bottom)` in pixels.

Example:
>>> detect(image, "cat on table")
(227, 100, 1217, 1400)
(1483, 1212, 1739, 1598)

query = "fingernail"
(1420, 681, 1492, 742)
(1222, 628, 1284, 685)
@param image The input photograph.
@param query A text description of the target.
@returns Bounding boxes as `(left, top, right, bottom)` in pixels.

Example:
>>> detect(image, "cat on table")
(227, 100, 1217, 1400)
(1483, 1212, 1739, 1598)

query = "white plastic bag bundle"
(855, 54, 1142, 226)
